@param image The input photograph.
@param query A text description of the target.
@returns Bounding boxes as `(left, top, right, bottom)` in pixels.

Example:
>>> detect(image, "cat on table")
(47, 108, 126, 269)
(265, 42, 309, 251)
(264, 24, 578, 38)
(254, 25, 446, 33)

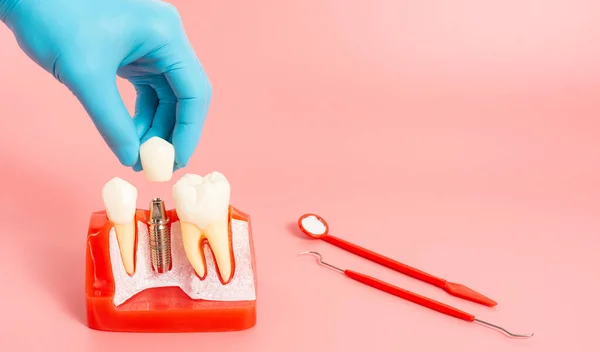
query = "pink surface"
(0, 0, 599, 351)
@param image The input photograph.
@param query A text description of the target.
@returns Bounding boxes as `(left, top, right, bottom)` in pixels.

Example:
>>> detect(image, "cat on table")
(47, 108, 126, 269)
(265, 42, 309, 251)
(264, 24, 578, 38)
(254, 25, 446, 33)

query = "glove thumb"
(60, 68, 140, 166)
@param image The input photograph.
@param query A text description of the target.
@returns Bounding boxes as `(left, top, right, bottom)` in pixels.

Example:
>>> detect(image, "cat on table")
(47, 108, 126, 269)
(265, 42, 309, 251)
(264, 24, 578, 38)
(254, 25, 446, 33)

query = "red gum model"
(85, 206, 257, 332)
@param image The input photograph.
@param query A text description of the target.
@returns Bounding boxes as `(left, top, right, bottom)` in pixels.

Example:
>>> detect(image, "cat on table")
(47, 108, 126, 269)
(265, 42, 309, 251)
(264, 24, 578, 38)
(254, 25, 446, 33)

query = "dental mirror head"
(298, 213, 329, 239)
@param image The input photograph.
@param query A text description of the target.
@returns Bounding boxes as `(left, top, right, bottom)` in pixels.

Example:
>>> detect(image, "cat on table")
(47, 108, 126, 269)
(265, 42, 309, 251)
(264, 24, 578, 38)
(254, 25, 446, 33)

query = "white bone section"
(109, 219, 256, 306)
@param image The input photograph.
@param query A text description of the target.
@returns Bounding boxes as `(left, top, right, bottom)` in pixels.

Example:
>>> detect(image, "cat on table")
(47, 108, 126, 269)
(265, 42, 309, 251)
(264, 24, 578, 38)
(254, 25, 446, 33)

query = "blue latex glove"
(0, 0, 212, 171)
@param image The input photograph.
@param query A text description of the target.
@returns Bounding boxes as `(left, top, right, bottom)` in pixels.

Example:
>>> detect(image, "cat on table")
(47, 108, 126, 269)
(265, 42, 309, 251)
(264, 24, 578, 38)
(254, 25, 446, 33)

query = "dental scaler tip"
(148, 198, 172, 273)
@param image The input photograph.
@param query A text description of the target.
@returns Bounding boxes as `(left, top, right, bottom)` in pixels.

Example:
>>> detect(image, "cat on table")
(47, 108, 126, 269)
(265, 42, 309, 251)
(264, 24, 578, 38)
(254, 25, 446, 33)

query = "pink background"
(0, 0, 599, 351)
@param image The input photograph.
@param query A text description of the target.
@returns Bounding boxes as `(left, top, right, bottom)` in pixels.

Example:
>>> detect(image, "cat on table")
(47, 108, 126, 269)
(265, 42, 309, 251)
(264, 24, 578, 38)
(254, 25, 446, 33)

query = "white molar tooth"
(172, 172, 233, 283)
(139, 136, 175, 182)
(101, 177, 138, 275)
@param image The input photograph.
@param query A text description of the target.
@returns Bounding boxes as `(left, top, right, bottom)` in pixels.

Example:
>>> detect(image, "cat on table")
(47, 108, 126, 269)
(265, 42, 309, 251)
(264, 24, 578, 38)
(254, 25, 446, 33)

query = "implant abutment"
(147, 198, 172, 274)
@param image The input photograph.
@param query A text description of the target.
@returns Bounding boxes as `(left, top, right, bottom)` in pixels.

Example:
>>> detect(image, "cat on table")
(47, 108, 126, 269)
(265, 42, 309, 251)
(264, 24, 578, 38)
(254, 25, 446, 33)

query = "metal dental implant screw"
(147, 198, 172, 273)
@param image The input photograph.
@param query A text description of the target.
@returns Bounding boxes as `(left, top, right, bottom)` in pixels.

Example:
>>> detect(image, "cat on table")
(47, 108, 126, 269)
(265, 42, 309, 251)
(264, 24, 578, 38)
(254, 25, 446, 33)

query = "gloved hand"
(0, 0, 212, 171)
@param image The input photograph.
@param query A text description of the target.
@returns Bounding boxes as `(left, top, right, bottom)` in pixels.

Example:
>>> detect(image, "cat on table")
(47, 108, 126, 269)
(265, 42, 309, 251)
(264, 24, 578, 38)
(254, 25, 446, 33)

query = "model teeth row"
(100, 137, 233, 283)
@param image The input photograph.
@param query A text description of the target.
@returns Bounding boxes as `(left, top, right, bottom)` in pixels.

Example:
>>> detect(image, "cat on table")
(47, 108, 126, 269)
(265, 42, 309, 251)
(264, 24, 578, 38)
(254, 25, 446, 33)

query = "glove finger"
(131, 84, 159, 172)
(65, 72, 140, 166)
(165, 57, 212, 168)
(132, 84, 159, 139)
(142, 76, 177, 143)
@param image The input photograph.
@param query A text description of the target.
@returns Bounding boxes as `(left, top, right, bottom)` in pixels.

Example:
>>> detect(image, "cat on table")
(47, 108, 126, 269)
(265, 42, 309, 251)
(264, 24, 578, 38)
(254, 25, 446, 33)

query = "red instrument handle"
(344, 269, 475, 322)
(323, 235, 446, 287)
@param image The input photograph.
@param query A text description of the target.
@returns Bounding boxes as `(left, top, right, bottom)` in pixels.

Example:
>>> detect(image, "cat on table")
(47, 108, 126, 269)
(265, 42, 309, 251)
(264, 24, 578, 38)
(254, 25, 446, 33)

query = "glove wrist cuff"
(0, 0, 21, 24)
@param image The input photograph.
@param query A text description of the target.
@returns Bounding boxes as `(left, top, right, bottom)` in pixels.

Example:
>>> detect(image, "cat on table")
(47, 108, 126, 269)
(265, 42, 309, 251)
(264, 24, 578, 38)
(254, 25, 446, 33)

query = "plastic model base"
(85, 206, 257, 332)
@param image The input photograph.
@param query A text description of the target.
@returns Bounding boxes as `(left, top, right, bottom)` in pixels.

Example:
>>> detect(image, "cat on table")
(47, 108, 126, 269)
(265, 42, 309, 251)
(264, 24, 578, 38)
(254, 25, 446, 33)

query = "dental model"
(87, 172, 256, 332)
(139, 136, 175, 182)
(172, 172, 234, 283)
(101, 177, 138, 275)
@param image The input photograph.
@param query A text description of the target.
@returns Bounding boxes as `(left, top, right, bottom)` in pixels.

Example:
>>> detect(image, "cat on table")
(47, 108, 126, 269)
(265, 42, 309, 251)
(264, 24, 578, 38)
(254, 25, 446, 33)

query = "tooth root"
(114, 221, 136, 275)
(180, 222, 206, 278)
(204, 219, 233, 283)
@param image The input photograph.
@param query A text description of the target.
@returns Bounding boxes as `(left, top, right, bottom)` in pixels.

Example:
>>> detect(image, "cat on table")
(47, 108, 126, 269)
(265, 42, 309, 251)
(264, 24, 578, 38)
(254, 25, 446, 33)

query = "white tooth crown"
(172, 172, 231, 228)
(139, 136, 175, 182)
(172, 171, 233, 282)
(101, 177, 137, 224)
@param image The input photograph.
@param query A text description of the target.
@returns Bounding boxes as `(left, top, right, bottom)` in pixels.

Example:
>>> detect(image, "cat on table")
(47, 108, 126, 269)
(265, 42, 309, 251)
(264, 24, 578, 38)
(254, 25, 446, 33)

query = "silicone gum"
(85, 206, 257, 332)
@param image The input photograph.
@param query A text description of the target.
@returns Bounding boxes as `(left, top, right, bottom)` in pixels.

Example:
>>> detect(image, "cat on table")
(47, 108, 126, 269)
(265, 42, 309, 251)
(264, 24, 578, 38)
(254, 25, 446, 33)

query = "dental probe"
(299, 251, 533, 338)
(148, 198, 172, 273)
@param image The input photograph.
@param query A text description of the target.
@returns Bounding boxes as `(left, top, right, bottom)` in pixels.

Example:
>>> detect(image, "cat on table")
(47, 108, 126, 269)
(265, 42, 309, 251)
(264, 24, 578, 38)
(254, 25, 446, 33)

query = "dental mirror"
(298, 213, 329, 239)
